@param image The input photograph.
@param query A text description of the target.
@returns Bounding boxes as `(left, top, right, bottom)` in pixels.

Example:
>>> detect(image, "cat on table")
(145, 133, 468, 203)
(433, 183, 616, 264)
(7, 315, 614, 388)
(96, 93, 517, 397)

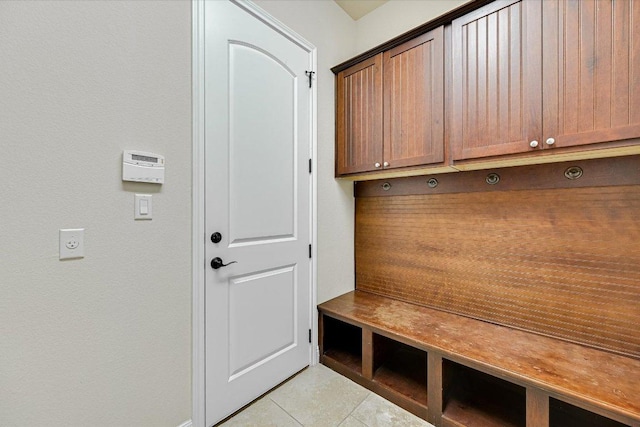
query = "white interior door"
(203, 1, 313, 425)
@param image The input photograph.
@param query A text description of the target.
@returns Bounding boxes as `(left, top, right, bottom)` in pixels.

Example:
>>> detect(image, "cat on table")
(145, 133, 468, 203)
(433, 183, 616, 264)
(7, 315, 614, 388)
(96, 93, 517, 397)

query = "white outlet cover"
(59, 228, 84, 260)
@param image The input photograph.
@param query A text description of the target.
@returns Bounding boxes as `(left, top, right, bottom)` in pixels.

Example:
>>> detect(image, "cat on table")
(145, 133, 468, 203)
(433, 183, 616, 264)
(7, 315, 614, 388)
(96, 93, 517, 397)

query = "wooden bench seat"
(318, 290, 640, 427)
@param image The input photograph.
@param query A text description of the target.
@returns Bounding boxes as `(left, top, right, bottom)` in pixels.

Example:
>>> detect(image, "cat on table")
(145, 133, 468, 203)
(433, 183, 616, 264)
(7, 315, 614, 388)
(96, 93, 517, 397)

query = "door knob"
(374, 162, 381, 168)
(529, 140, 539, 148)
(211, 257, 237, 269)
(383, 161, 389, 167)
(546, 137, 555, 146)
(211, 232, 222, 243)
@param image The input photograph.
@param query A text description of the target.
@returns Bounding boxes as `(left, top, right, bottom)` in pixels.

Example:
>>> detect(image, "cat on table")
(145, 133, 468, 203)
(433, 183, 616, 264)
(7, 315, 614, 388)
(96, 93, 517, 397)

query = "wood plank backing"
(318, 291, 640, 425)
(355, 184, 640, 359)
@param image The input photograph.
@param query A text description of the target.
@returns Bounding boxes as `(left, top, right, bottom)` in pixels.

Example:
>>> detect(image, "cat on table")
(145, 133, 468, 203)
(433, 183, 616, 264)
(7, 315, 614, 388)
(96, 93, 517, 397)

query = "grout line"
(338, 390, 372, 427)
(266, 396, 304, 426)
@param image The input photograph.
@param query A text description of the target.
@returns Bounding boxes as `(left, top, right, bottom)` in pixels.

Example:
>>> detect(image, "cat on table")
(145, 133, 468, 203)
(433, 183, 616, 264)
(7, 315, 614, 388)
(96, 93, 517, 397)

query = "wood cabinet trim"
(331, 0, 494, 74)
(354, 155, 640, 197)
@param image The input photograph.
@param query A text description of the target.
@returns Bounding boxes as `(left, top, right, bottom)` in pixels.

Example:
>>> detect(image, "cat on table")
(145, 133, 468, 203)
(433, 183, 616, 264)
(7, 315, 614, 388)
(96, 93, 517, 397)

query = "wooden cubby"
(550, 398, 630, 427)
(321, 315, 362, 375)
(372, 333, 428, 408)
(318, 291, 640, 427)
(442, 360, 526, 427)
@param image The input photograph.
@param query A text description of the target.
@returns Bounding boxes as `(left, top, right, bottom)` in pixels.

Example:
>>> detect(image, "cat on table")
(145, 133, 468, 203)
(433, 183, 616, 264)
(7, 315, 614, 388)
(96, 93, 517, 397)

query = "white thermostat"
(122, 150, 165, 184)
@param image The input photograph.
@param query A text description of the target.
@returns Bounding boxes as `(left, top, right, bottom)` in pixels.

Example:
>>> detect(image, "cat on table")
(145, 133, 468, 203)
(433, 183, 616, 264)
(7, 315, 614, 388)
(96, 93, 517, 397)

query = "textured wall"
(0, 1, 191, 426)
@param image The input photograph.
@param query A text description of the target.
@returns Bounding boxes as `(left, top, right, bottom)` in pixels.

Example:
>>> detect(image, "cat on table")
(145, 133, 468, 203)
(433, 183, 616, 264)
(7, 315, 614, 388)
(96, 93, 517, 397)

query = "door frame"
(191, 1, 318, 426)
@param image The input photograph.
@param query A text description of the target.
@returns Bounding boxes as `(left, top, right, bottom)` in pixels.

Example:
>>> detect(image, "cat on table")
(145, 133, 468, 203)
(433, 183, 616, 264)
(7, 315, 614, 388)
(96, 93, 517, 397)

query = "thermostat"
(122, 150, 165, 184)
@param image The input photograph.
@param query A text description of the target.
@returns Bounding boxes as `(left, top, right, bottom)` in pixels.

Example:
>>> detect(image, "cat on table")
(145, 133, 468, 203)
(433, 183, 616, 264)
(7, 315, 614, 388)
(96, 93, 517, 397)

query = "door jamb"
(191, 1, 318, 426)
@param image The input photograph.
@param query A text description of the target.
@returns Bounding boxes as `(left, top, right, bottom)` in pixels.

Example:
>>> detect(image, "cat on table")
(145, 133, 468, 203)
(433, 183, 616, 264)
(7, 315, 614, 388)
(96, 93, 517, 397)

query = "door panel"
(542, 0, 640, 149)
(229, 42, 296, 243)
(204, 1, 311, 425)
(384, 28, 445, 169)
(228, 265, 296, 378)
(451, 0, 542, 160)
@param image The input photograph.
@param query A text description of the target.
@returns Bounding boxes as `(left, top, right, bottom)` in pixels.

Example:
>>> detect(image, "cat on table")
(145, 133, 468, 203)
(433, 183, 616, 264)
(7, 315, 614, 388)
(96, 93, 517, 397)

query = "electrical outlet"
(59, 228, 84, 260)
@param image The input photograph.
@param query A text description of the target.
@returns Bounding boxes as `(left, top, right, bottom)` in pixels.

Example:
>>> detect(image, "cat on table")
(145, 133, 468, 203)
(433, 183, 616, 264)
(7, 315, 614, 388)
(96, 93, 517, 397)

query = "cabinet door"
(542, 0, 640, 150)
(451, 0, 542, 161)
(336, 54, 383, 176)
(383, 27, 445, 169)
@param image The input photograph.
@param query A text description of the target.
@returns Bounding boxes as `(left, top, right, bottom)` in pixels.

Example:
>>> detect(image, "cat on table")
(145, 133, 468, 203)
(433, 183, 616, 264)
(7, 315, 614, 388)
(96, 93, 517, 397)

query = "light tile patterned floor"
(219, 364, 434, 427)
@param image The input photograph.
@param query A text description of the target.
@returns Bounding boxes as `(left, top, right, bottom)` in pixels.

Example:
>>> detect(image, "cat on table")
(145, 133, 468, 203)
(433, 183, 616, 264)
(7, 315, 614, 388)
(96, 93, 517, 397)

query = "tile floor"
(219, 364, 434, 427)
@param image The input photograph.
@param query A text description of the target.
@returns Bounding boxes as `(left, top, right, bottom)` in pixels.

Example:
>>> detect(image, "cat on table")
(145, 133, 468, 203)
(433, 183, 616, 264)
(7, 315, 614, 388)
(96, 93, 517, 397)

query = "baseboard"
(177, 420, 192, 427)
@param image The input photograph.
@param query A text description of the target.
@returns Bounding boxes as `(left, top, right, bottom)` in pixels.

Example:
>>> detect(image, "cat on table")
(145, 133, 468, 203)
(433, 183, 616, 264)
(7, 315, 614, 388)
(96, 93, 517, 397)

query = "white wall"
(254, 0, 357, 304)
(355, 0, 470, 53)
(0, 1, 191, 426)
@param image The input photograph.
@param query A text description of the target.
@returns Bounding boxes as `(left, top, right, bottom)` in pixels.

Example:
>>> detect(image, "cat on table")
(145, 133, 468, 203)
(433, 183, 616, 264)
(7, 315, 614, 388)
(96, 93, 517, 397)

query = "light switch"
(135, 194, 152, 220)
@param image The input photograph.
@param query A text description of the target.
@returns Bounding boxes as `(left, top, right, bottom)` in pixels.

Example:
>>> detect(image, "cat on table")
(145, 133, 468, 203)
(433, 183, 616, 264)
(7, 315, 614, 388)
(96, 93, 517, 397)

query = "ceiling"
(334, 0, 389, 20)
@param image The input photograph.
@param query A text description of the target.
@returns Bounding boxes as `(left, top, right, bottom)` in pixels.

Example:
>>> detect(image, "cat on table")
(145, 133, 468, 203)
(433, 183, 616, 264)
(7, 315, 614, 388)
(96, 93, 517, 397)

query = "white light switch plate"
(59, 228, 84, 260)
(135, 194, 152, 220)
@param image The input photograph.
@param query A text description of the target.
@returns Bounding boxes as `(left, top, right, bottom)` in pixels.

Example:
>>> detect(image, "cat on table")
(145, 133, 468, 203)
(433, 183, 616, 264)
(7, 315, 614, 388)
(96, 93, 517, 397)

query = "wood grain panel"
(542, 0, 640, 149)
(427, 352, 443, 426)
(527, 388, 549, 427)
(451, 0, 540, 160)
(336, 54, 383, 176)
(383, 27, 444, 169)
(355, 185, 640, 359)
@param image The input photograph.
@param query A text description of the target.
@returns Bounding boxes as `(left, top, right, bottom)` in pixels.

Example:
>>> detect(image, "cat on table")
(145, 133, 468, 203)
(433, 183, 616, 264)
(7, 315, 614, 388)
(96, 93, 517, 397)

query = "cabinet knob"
(546, 137, 556, 146)
(383, 162, 389, 167)
(374, 162, 381, 168)
(529, 140, 539, 148)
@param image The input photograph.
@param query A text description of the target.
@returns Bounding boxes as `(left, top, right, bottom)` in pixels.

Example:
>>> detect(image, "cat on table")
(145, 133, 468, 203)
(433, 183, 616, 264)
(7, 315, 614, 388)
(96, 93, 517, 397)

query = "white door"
(203, 1, 313, 425)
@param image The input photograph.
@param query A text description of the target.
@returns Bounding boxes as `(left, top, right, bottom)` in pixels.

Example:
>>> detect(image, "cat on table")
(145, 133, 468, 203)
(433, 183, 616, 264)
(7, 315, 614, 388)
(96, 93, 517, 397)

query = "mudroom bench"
(318, 290, 640, 427)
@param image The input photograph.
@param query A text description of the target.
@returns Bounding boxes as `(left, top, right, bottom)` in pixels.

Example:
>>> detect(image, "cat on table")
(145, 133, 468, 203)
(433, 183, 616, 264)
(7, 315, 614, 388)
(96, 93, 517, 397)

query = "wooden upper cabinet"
(451, 0, 542, 161)
(383, 27, 445, 169)
(336, 54, 383, 176)
(541, 0, 640, 150)
(451, 0, 640, 162)
(335, 27, 445, 177)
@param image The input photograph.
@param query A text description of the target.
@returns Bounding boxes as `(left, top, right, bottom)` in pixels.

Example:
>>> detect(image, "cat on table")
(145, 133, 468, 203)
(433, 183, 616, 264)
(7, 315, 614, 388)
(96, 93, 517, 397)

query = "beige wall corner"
(254, 0, 358, 304)
(355, 0, 471, 53)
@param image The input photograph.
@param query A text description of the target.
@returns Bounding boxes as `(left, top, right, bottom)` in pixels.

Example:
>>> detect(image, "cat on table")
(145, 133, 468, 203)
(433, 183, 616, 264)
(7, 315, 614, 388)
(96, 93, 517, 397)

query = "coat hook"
(305, 70, 316, 88)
